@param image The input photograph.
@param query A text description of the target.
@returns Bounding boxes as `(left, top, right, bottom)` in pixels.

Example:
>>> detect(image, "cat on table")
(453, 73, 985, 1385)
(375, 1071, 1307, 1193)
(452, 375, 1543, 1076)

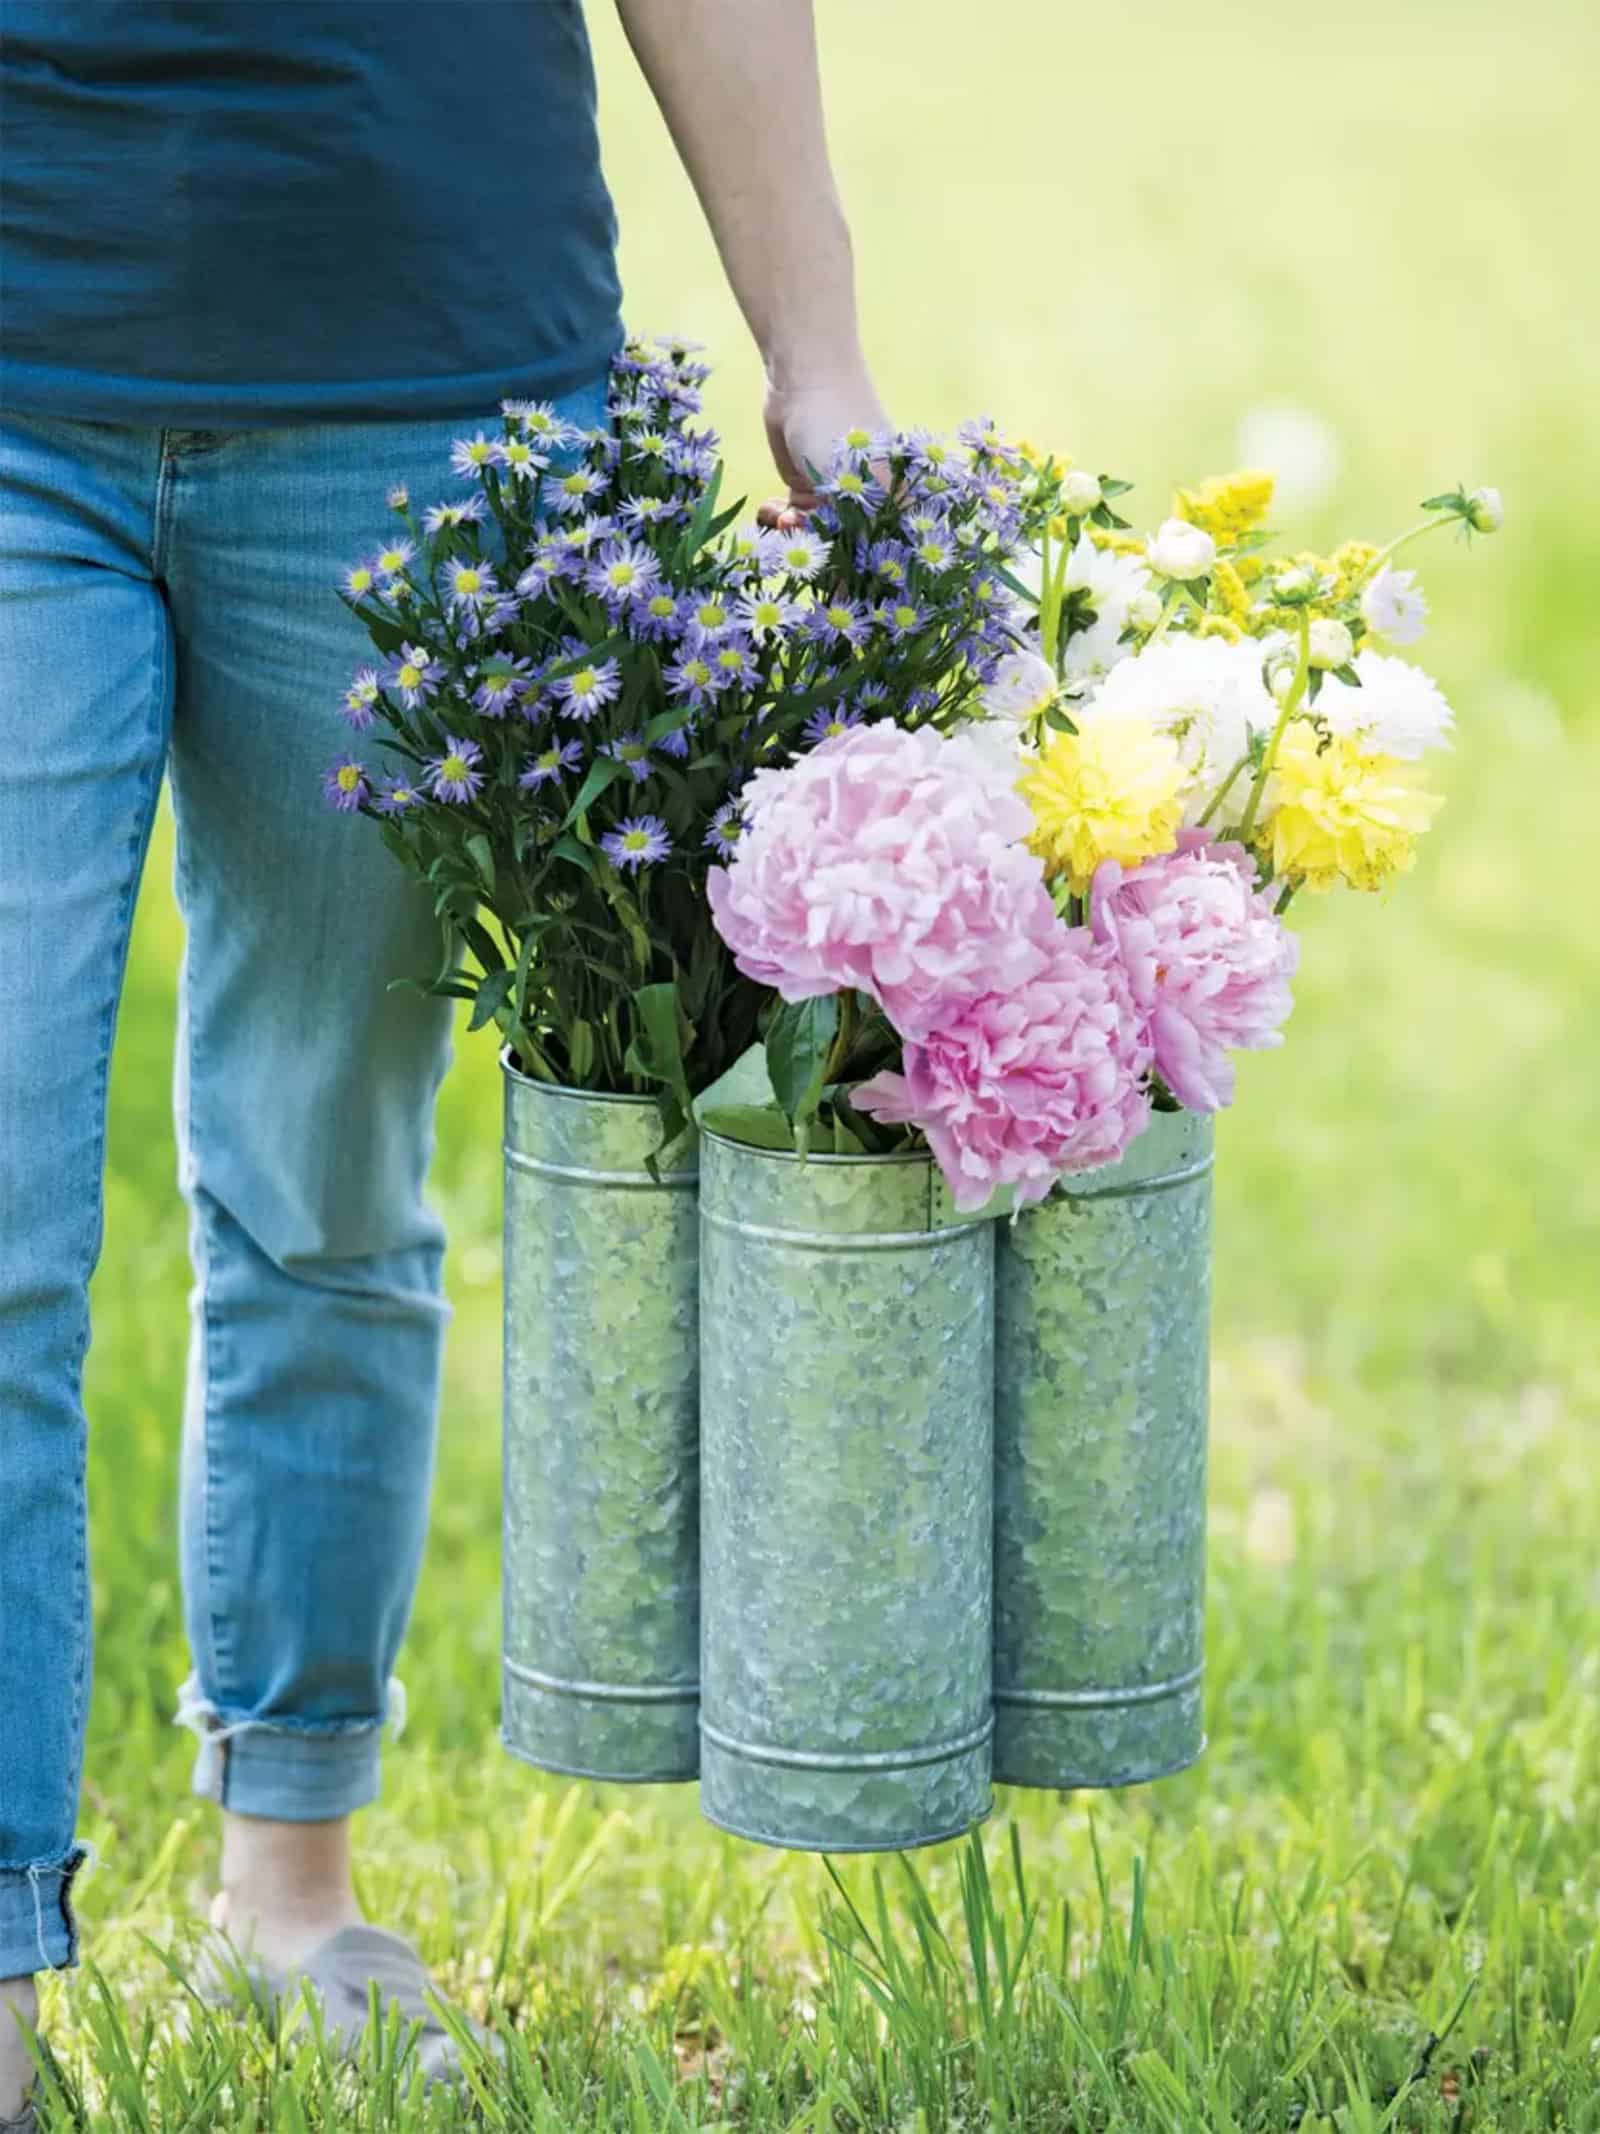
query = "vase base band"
(699, 1797, 992, 1855)
(504, 1655, 699, 1705)
(502, 1666, 699, 1784)
(699, 1735, 991, 1853)
(992, 1679, 1205, 1791)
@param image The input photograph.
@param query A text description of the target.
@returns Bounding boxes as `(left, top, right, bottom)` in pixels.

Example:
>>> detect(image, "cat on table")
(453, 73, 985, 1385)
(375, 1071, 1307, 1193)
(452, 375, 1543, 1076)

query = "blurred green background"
(59, 0, 1597, 2124)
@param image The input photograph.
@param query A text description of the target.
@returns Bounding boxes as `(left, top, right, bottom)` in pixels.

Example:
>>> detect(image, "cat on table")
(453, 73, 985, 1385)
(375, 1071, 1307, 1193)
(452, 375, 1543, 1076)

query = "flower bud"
(1059, 469, 1103, 516)
(1272, 566, 1313, 601)
(1466, 485, 1504, 534)
(1147, 517, 1217, 582)
(1307, 618, 1354, 670)
(1128, 588, 1164, 630)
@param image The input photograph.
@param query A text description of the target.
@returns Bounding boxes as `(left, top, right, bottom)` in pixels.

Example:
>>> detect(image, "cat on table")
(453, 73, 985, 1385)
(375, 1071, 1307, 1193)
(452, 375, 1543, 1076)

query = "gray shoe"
(0, 2093, 37, 2134)
(193, 1922, 496, 2087)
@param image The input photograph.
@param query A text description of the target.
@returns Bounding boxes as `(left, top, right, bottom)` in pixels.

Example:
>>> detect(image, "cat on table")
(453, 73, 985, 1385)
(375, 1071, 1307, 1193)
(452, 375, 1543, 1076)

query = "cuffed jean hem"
(189, 1723, 384, 1822)
(0, 1849, 91, 1976)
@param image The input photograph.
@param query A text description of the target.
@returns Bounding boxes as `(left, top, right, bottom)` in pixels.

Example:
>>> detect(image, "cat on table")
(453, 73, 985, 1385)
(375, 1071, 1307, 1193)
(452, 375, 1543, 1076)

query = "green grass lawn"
(27, 1, 1600, 2126)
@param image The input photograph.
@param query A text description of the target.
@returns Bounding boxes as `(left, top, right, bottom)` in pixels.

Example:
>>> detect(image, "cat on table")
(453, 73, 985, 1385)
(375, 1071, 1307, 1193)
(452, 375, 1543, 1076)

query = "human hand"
(759, 365, 891, 528)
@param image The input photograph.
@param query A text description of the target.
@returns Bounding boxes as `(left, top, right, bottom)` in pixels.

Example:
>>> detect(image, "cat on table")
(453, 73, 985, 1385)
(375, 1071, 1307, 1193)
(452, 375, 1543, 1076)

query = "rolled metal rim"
(698, 1124, 932, 1169)
(699, 1800, 994, 1855)
(498, 1046, 662, 1108)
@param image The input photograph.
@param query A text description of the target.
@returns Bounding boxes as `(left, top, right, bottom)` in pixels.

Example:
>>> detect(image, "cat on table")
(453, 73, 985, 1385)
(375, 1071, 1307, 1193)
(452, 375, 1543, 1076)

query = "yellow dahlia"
(1264, 721, 1443, 893)
(1020, 720, 1185, 893)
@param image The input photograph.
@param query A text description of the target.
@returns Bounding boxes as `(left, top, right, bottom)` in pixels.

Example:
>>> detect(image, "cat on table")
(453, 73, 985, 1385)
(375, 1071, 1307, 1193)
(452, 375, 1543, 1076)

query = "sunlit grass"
(26, 0, 1599, 2124)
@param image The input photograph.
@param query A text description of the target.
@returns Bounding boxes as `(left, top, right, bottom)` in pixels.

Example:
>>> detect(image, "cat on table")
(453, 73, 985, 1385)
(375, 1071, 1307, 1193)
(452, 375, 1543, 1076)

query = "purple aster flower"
(340, 668, 382, 729)
(386, 483, 409, 511)
(819, 461, 887, 509)
(760, 525, 830, 581)
(737, 587, 798, 643)
(548, 465, 606, 517)
(865, 539, 912, 588)
(657, 717, 695, 760)
(802, 704, 864, 747)
(805, 597, 870, 650)
(494, 433, 549, 484)
(619, 494, 683, 533)
(421, 493, 489, 535)
(322, 756, 369, 812)
(341, 555, 383, 602)
(880, 598, 926, 641)
(449, 432, 501, 481)
(519, 738, 584, 790)
(628, 587, 684, 644)
(681, 590, 736, 646)
(443, 557, 502, 617)
(427, 735, 486, 804)
(374, 774, 421, 815)
(554, 656, 622, 722)
(515, 551, 562, 599)
(471, 655, 535, 720)
(585, 538, 661, 610)
(665, 433, 718, 482)
(664, 648, 721, 710)
(707, 631, 759, 690)
(603, 732, 655, 784)
(380, 642, 446, 710)
(516, 403, 582, 453)
(601, 815, 672, 871)
(704, 799, 746, 855)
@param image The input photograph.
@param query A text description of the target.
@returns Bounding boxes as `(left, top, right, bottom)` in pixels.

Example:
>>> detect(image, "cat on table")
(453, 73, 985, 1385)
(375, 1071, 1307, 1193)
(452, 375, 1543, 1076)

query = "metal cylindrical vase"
(698, 1132, 995, 1852)
(993, 1108, 1213, 1790)
(500, 1058, 700, 1782)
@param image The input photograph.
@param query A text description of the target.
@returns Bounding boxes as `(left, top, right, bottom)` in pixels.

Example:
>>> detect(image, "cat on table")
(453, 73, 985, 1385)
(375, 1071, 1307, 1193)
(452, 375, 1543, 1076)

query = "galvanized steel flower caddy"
(992, 1106, 1214, 1791)
(500, 1054, 701, 1782)
(697, 1127, 996, 1853)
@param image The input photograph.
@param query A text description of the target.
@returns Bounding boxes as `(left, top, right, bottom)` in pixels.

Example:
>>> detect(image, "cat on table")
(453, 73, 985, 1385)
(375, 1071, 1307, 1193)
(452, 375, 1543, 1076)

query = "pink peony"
(706, 723, 1062, 1040)
(854, 928, 1153, 1212)
(1090, 829, 1298, 1113)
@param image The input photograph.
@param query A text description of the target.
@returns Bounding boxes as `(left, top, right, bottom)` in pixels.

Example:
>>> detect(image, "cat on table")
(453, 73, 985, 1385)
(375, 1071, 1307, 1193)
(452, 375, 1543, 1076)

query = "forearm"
(614, 0, 868, 390)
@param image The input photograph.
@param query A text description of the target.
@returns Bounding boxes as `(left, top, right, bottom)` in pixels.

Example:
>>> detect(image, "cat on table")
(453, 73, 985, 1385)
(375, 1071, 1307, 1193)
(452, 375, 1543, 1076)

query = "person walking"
(0, 2, 886, 2116)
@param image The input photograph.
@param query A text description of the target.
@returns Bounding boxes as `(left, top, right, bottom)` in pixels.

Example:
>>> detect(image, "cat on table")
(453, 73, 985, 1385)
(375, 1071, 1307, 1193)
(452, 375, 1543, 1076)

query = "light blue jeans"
(0, 373, 609, 1978)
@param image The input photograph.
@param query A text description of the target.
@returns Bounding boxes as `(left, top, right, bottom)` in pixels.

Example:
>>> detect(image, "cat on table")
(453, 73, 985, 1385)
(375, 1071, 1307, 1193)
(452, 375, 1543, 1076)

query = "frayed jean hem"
(0, 1847, 93, 1976)
(176, 1674, 405, 1822)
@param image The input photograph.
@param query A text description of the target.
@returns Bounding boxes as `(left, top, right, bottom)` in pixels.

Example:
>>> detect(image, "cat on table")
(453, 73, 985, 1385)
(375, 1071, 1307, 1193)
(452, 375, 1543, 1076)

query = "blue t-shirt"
(0, 1, 624, 426)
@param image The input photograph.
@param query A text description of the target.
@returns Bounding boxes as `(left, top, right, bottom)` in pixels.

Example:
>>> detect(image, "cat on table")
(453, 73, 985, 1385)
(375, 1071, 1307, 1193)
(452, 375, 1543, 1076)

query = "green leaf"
(567, 1018, 596, 1082)
(692, 1041, 777, 1121)
(464, 833, 496, 895)
(561, 756, 626, 830)
(766, 995, 838, 1127)
(1044, 703, 1079, 734)
(467, 966, 515, 1033)
(624, 981, 695, 1125)
(698, 1104, 797, 1153)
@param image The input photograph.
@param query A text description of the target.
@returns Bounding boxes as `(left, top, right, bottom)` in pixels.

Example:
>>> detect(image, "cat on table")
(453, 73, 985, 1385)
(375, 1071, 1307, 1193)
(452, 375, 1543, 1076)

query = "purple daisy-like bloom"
(737, 586, 798, 643)
(603, 732, 655, 784)
(427, 735, 486, 804)
(664, 647, 721, 710)
(516, 403, 581, 453)
(323, 756, 369, 812)
(802, 704, 864, 747)
(585, 538, 661, 610)
(881, 597, 927, 641)
(657, 717, 695, 760)
(340, 668, 382, 729)
(444, 557, 502, 617)
(665, 433, 718, 483)
(819, 461, 887, 510)
(760, 525, 831, 582)
(628, 587, 684, 644)
(449, 432, 502, 481)
(548, 465, 606, 517)
(554, 656, 622, 722)
(519, 738, 584, 789)
(381, 642, 446, 710)
(805, 597, 870, 651)
(704, 799, 746, 854)
(421, 493, 489, 535)
(680, 590, 736, 646)
(619, 494, 685, 533)
(494, 433, 549, 484)
(707, 631, 759, 690)
(865, 539, 912, 588)
(601, 815, 672, 871)
(341, 555, 383, 602)
(374, 774, 421, 815)
(472, 655, 535, 720)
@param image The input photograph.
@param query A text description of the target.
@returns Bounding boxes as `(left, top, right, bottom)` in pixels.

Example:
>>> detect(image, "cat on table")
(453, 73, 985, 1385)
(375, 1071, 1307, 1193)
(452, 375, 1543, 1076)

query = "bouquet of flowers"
(705, 457, 1502, 1208)
(323, 335, 1043, 1143)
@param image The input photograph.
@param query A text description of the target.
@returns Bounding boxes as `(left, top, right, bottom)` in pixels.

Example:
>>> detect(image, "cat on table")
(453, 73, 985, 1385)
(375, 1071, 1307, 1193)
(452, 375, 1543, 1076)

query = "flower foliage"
(324, 337, 1045, 1133)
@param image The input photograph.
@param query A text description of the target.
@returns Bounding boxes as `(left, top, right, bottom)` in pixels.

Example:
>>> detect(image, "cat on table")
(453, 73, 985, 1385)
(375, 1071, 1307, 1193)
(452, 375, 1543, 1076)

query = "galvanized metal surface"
(500, 1058, 700, 1782)
(698, 1132, 995, 1852)
(993, 1109, 1213, 1790)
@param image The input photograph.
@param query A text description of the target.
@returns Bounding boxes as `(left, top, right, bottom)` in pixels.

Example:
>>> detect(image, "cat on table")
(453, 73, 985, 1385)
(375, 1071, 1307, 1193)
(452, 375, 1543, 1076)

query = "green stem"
(1238, 611, 1310, 846)
(825, 988, 860, 1083)
(1197, 753, 1251, 829)
(1355, 513, 1452, 590)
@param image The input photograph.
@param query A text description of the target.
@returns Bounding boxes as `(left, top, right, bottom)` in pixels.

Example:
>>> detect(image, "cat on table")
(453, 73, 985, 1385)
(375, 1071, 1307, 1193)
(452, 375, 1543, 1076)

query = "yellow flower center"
(572, 667, 598, 694)
(398, 663, 421, 690)
(337, 765, 361, 792)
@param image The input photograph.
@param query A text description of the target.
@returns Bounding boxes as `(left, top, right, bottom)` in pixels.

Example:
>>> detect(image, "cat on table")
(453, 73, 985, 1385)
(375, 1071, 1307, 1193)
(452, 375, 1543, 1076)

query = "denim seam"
(64, 570, 170, 1838)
